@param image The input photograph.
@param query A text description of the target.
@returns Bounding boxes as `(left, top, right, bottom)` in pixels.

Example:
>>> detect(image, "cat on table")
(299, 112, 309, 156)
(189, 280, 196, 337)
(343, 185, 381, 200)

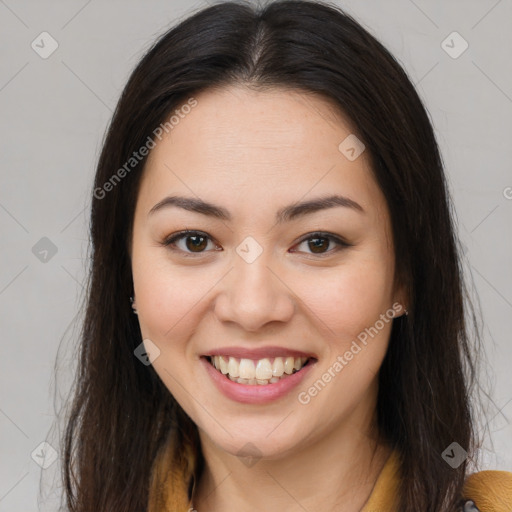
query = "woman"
(59, 1, 512, 511)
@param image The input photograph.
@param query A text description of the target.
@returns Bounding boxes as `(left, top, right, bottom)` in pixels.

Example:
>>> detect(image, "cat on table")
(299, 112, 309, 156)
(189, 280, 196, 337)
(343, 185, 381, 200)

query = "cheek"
(296, 256, 394, 337)
(131, 249, 211, 343)
(295, 260, 395, 407)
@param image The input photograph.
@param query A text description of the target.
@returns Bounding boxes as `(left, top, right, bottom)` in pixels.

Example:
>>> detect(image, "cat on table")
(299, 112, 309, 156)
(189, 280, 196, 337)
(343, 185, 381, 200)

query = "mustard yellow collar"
(362, 449, 512, 512)
(149, 434, 512, 512)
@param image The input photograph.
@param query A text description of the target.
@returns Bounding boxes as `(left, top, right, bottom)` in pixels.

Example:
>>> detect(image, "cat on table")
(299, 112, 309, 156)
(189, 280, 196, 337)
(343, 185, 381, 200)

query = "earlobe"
(392, 283, 409, 318)
(130, 295, 138, 315)
(392, 302, 408, 318)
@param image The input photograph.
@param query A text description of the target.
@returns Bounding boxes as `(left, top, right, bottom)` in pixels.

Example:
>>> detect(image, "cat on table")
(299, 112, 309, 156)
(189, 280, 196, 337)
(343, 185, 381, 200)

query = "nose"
(213, 252, 295, 332)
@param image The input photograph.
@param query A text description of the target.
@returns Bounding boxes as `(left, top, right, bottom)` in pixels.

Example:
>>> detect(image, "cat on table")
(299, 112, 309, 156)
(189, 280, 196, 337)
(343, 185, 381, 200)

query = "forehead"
(137, 85, 387, 223)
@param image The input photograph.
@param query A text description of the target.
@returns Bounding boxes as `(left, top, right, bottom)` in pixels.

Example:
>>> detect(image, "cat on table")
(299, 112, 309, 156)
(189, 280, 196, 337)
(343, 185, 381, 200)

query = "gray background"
(0, 0, 511, 510)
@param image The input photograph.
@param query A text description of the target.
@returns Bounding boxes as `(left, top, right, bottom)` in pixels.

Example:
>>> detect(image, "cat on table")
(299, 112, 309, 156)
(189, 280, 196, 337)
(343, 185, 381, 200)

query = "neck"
(191, 414, 392, 512)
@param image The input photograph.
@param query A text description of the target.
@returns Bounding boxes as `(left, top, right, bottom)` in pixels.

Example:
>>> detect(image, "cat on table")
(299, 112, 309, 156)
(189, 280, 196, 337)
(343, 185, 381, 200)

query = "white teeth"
(209, 355, 310, 385)
(239, 359, 256, 379)
(228, 357, 239, 378)
(272, 357, 284, 376)
(284, 356, 295, 374)
(236, 377, 258, 385)
(219, 355, 229, 374)
(255, 358, 273, 380)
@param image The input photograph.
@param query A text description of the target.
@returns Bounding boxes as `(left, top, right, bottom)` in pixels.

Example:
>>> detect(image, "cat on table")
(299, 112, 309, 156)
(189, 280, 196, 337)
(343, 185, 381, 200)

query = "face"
(130, 85, 405, 460)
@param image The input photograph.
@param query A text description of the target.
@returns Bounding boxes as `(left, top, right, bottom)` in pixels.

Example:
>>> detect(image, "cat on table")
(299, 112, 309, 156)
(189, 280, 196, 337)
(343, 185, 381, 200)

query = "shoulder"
(462, 469, 512, 512)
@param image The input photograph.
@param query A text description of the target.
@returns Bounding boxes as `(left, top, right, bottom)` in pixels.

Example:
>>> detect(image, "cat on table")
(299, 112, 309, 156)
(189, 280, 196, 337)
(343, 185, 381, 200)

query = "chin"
(199, 419, 312, 462)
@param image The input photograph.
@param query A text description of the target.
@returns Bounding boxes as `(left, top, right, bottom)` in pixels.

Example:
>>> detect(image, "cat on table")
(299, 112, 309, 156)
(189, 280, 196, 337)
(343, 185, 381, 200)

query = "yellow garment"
(149, 436, 512, 511)
(362, 450, 512, 512)
(462, 470, 512, 512)
(361, 449, 401, 511)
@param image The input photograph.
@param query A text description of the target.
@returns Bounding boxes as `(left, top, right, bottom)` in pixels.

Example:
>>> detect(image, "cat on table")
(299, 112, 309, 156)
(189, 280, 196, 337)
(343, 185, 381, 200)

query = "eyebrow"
(148, 194, 364, 223)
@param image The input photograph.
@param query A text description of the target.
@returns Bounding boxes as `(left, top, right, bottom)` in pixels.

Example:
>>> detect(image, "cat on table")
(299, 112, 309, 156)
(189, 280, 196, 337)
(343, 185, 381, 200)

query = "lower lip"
(201, 356, 316, 404)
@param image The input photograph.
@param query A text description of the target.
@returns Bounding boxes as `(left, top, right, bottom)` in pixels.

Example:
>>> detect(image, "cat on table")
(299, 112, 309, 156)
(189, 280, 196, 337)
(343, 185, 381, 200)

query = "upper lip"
(202, 346, 317, 360)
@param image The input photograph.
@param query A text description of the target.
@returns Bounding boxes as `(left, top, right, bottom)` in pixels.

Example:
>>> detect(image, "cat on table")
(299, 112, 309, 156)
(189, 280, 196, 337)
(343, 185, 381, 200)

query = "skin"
(130, 84, 407, 512)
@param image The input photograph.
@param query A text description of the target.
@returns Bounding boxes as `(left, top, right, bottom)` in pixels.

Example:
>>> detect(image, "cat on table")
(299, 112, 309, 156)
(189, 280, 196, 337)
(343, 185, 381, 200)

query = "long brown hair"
(55, 1, 489, 510)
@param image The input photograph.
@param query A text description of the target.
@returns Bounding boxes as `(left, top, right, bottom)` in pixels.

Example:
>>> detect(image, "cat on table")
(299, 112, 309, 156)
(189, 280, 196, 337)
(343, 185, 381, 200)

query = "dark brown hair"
(56, 1, 488, 510)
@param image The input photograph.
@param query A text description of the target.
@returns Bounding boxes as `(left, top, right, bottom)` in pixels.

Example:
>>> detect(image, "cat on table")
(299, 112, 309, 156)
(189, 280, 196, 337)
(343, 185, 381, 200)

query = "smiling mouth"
(205, 355, 314, 385)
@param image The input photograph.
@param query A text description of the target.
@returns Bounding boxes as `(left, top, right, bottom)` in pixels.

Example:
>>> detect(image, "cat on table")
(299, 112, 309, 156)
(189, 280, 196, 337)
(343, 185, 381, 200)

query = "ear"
(130, 295, 138, 314)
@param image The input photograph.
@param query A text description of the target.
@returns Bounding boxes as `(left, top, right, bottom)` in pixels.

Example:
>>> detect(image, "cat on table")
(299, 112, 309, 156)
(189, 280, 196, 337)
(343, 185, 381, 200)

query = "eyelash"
(161, 229, 351, 258)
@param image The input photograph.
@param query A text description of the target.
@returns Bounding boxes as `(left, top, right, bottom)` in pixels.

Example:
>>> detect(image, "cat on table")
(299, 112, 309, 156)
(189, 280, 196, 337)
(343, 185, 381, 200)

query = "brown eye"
(184, 234, 208, 252)
(292, 232, 350, 256)
(162, 230, 217, 255)
(307, 236, 331, 254)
